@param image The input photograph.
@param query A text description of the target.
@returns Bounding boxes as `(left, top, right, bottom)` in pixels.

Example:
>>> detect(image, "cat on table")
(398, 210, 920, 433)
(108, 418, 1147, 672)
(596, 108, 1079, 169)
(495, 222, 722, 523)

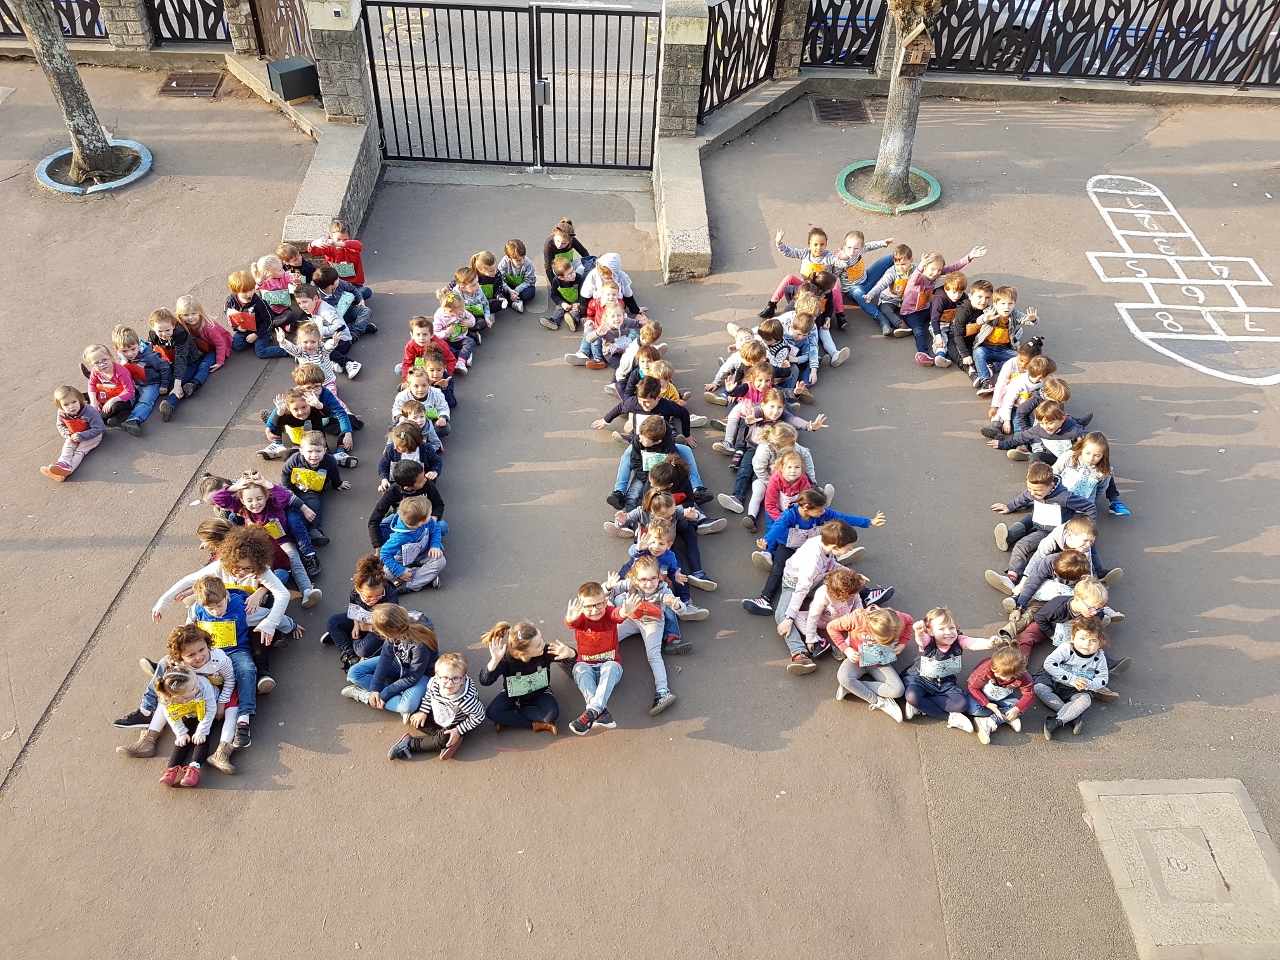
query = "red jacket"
(308, 238, 366, 286)
(967, 658, 1035, 712)
(764, 472, 812, 521)
(402, 335, 458, 378)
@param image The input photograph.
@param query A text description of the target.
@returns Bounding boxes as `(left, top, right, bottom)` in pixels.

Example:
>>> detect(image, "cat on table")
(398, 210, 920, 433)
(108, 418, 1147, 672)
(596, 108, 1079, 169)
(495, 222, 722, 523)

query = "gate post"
(305, 0, 373, 122)
(98, 0, 155, 50)
(772, 0, 810, 78)
(224, 0, 260, 56)
(657, 0, 707, 137)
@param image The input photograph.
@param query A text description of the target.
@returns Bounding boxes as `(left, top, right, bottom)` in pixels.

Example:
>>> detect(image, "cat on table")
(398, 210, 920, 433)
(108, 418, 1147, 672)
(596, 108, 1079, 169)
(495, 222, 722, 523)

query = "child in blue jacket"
(379, 497, 446, 591)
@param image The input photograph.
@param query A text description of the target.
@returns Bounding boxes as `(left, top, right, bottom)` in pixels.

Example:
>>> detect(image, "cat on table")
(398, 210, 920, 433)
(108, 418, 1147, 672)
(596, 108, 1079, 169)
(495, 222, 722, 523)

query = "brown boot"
(207, 741, 236, 775)
(1094, 686, 1120, 704)
(532, 721, 557, 735)
(117, 730, 158, 758)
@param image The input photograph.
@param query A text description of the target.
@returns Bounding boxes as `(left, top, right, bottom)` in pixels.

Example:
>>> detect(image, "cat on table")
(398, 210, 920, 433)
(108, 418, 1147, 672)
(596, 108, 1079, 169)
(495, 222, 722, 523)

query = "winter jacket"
(371, 637, 437, 701)
(379, 515, 445, 578)
(146, 325, 199, 388)
(1003, 476, 1097, 531)
(367, 480, 446, 547)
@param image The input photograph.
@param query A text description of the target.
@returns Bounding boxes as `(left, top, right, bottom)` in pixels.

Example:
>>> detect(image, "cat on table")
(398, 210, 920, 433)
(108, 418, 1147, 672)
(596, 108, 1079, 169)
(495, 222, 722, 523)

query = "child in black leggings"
(155, 666, 217, 789)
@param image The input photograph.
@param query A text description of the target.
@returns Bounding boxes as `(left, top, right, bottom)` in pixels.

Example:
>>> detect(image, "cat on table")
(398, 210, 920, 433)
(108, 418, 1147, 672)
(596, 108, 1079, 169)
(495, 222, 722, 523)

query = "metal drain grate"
(159, 72, 224, 98)
(811, 97, 870, 124)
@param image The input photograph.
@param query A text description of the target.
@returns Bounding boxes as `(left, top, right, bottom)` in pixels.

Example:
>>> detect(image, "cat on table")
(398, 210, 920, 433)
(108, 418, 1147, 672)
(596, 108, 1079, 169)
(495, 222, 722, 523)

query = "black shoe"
(863, 586, 895, 606)
(570, 709, 598, 735)
(233, 720, 252, 749)
(692, 486, 714, 505)
(183, 381, 199, 397)
(1077, 412, 1094, 427)
(113, 709, 152, 729)
(834, 311, 847, 330)
(980, 425, 1001, 439)
(539, 316, 562, 331)
(302, 553, 321, 577)
(472, 330, 482, 346)
(1043, 717, 1063, 741)
(809, 636, 833, 658)
(320, 631, 333, 644)
(594, 708, 617, 729)
(259, 409, 270, 423)
(105, 415, 121, 427)
(140, 657, 158, 676)
(1109, 656, 1132, 675)
(349, 414, 365, 431)
(363, 323, 378, 335)
(605, 490, 626, 510)
(310, 527, 330, 547)
(741, 597, 773, 616)
(340, 652, 362, 670)
(730, 451, 744, 469)
(758, 301, 777, 319)
(1072, 717, 1085, 735)
(388, 733, 415, 761)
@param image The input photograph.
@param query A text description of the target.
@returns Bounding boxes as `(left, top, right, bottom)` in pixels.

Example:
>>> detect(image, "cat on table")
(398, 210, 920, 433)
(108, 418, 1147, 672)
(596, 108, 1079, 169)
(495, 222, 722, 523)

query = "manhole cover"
(811, 97, 870, 124)
(159, 72, 223, 98)
(1079, 779, 1280, 959)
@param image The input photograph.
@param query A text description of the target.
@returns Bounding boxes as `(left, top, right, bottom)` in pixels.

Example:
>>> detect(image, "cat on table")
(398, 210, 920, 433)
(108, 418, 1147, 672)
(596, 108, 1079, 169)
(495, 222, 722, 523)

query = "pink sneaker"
(914, 352, 934, 366)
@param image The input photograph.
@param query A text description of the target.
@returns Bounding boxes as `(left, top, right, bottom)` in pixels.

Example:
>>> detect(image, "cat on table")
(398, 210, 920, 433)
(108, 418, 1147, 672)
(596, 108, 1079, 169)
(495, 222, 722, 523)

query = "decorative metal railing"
(0, 0, 108, 38)
(146, 0, 229, 42)
(698, 0, 785, 123)
(252, 0, 312, 60)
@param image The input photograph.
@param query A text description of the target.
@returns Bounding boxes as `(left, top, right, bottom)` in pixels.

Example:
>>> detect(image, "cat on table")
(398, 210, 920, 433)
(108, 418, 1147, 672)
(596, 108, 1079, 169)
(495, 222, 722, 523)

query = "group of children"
(100, 210, 1139, 789)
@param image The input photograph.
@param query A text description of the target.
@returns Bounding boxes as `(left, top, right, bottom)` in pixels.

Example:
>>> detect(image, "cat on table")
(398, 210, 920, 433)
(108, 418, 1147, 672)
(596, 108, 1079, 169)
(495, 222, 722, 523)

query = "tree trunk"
(866, 66, 922, 207)
(10, 0, 138, 185)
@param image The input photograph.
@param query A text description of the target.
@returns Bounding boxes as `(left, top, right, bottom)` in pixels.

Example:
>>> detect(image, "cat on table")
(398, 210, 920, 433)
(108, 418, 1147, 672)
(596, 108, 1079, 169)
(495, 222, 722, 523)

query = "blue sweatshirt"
(191, 593, 250, 652)
(762, 506, 872, 552)
(379, 515, 445, 578)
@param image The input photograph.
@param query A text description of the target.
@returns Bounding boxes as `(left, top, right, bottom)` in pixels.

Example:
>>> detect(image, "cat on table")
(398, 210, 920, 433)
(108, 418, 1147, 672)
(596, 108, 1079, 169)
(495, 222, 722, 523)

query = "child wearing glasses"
(564, 581, 641, 735)
(388, 652, 486, 761)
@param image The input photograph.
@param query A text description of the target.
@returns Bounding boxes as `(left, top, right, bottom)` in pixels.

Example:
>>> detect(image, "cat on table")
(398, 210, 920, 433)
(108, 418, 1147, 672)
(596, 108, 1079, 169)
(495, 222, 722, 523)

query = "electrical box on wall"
(268, 57, 321, 104)
(305, 0, 361, 30)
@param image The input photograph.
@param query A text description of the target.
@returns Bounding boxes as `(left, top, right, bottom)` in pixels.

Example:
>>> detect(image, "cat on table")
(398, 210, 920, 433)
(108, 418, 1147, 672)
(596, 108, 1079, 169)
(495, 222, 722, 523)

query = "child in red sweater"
(398, 315, 457, 379)
(763, 450, 812, 523)
(564, 581, 639, 735)
(308, 217, 371, 299)
(966, 645, 1034, 744)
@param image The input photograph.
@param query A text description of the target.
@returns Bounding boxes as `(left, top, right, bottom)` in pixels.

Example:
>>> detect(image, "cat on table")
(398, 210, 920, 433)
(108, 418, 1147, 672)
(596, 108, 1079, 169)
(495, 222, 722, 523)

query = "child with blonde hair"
(433, 287, 477, 373)
(564, 581, 639, 734)
(225, 269, 288, 358)
(829, 605, 913, 720)
(478, 620, 576, 733)
(83, 343, 138, 434)
(497, 238, 536, 311)
(606, 555, 685, 715)
(251, 254, 296, 322)
(1055, 432, 1129, 516)
(451, 265, 495, 332)
(42, 386, 104, 481)
(389, 652, 487, 760)
(903, 608, 995, 732)
(111, 324, 169, 434)
(153, 663, 218, 788)
(174, 296, 231, 383)
(763, 450, 814, 526)
(341, 603, 438, 721)
(966, 645, 1034, 744)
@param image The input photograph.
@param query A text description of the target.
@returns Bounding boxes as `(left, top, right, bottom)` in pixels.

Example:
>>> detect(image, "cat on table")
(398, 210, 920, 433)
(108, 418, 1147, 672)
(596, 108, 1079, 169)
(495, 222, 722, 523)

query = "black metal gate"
(698, 0, 785, 123)
(363, 1, 660, 168)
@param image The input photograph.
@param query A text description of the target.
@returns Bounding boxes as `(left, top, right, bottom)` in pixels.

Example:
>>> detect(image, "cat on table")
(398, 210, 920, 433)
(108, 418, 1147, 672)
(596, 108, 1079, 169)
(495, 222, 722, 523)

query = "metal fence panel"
(147, 0, 229, 42)
(0, 0, 109, 38)
(698, 0, 785, 123)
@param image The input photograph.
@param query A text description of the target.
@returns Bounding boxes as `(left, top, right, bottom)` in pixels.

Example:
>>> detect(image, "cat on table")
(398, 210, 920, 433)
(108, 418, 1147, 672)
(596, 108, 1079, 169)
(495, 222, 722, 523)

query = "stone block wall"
(773, 0, 809, 78)
(222, 0, 259, 56)
(658, 43, 704, 137)
(99, 0, 154, 50)
(312, 24, 373, 124)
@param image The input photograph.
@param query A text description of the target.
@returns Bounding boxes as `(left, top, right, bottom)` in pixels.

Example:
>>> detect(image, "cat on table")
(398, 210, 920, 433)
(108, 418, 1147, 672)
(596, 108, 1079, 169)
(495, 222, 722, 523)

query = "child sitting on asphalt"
(984, 400, 1087, 465)
(323, 554, 416, 670)
(153, 664, 219, 789)
(830, 605, 913, 720)
(281, 429, 351, 547)
(226, 269, 289, 359)
(294, 283, 359, 379)
(608, 489, 717, 606)
(312, 265, 374, 338)
(893, 246, 986, 366)
(542, 217, 591, 285)
(835, 230, 893, 330)
(210, 471, 323, 595)
(705, 335, 767, 406)
(720, 388, 828, 516)
(144, 309, 197, 421)
(991, 461, 1096, 584)
(497, 238, 536, 311)
(539, 254, 585, 332)
(341, 603, 438, 722)
(741, 422, 829, 532)
(770, 519, 859, 674)
(470, 251, 510, 316)
(478, 619, 576, 734)
(391, 366, 450, 436)
(794, 568, 866, 656)
(377, 422, 442, 492)
(966, 645, 1034, 744)
(969, 286, 1038, 395)
(927, 271, 967, 368)
(42, 385, 105, 482)
(433, 287, 478, 374)
(260, 385, 356, 466)
(564, 581, 639, 735)
(1055, 432, 1130, 516)
(367, 459, 445, 549)
(1035, 617, 1110, 740)
(399, 315, 457, 380)
(83, 343, 137, 434)
(606, 556, 684, 715)
(308, 217, 371, 300)
(380, 496, 447, 591)
(759, 226, 848, 322)
(450, 267, 495, 334)
(902, 607, 995, 732)
(389, 652, 487, 761)
(174, 296, 232, 386)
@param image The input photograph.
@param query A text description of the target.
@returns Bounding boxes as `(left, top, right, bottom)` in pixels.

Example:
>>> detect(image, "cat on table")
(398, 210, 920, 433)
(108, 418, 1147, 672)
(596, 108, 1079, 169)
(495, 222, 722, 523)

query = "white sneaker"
(603, 521, 635, 539)
(947, 712, 974, 733)
(498, 298, 509, 311)
(696, 517, 727, 534)
(676, 603, 709, 621)
(717, 493, 744, 513)
(686, 572, 718, 591)
(257, 441, 288, 460)
(837, 545, 865, 566)
(904, 701, 919, 720)
(345, 360, 361, 379)
(657, 342, 668, 356)
(872, 696, 904, 722)
(933, 354, 951, 368)
(454, 359, 468, 375)
(340, 684, 370, 704)
(822, 483, 835, 506)
(726, 322, 740, 338)
(975, 716, 996, 744)
(301, 588, 322, 608)
(751, 550, 773, 572)
(831, 346, 850, 367)
(712, 441, 735, 456)
(1008, 715, 1022, 732)
(511, 299, 524, 313)
(394, 362, 403, 375)
(689, 413, 708, 428)
(836, 684, 848, 701)
(565, 352, 589, 366)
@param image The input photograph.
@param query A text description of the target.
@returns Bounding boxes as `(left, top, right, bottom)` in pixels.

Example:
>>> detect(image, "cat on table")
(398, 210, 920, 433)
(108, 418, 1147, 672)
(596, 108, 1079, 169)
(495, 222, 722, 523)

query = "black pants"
(169, 716, 213, 767)
(486, 691, 559, 727)
(762, 545, 797, 601)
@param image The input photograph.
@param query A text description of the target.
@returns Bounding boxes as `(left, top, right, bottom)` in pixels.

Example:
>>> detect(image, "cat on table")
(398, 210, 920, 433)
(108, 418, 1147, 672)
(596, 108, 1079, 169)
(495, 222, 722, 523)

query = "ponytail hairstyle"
(657, 453, 690, 488)
(552, 218, 575, 242)
(370, 603, 438, 649)
(154, 664, 200, 706)
(198, 472, 231, 502)
(1072, 431, 1112, 478)
(772, 449, 806, 477)
(760, 422, 797, 452)
(1017, 336, 1045, 360)
(196, 517, 232, 549)
(646, 459, 679, 491)
(389, 421, 423, 453)
(482, 620, 542, 661)
(353, 554, 387, 592)
(761, 388, 787, 409)
(641, 489, 676, 517)
(470, 251, 497, 274)
(436, 287, 465, 312)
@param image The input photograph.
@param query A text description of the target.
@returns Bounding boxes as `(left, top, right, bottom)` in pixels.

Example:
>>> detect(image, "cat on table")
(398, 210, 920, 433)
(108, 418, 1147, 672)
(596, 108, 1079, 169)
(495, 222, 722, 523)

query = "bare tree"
(11, 0, 138, 184)
(865, 0, 947, 206)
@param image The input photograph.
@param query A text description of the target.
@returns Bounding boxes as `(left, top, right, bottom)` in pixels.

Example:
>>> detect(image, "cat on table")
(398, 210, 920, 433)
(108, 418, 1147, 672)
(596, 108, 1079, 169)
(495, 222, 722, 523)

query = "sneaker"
(1109, 656, 1132, 675)
(1109, 500, 1131, 516)
(914, 351, 934, 366)
(1072, 717, 1084, 735)
(947, 712, 974, 733)
(662, 634, 693, 655)
(565, 352, 589, 366)
(980, 425, 1002, 440)
(994, 523, 1010, 552)
(675, 603, 709, 621)
(605, 490, 626, 510)
(741, 597, 773, 615)
(751, 550, 774, 572)
(650, 691, 677, 715)
(387, 733, 415, 761)
(757, 302, 777, 319)
(1076, 411, 1094, 427)
(570, 711, 596, 735)
(934, 353, 951, 368)
(1094, 686, 1120, 704)
(704, 391, 728, 406)
(344, 360, 361, 379)
(1007, 447, 1030, 461)
(796, 390, 816, 405)
(302, 588, 322, 609)
(340, 684, 370, 704)
(864, 586, 894, 605)
(233, 720, 252, 749)
(309, 526, 329, 547)
(113, 708, 152, 729)
(472, 329, 482, 346)
(741, 514, 756, 533)
(454, 359, 468, 375)
(985, 569, 1017, 595)
(1002, 596, 1018, 613)
(976, 379, 995, 396)
(611, 431, 632, 447)
(892, 324, 911, 338)
(159, 765, 182, 787)
(689, 413, 709, 428)
(334, 449, 358, 467)
(430, 575, 443, 590)
(831, 346, 850, 367)
(717, 493, 744, 513)
(1104, 608, 1125, 623)
(159, 399, 173, 422)
(594, 709, 617, 729)
(696, 517, 727, 535)
(178, 765, 200, 787)
(1101, 567, 1124, 585)
(712, 441, 735, 456)
(538, 316, 561, 330)
(139, 657, 158, 677)
(511, 300, 524, 314)
(340, 652, 361, 670)
(693, 487, 714, 505)
(41, 462, 72, 481)
(872, 696, 904, 722)
(904, 701, 919, 720)
(686, 571, 718, 591)
(786, 653, 817, 675)
(123, 418, 143, 437)
(729, 451, 744, 469)
(320, 631, 333, 645)
(836, 684, 849, 700)
(302, 553, 321, 577)
(808, 636, 833, 658)
(836, 546, 865, 566)
(564, 314, 578, 333)
(363, 322, 378, 334)
(257, 675, 276, 694)
(603, 382, 620, 397)
(183, 381, 198, 397)
(1043, 717, 1063, 741)
(822, 483, 835, 506)
(604, 521, 636, 539)
(586, 360, 607, 370)
(880, 324, 895, 338)
(975, 716, 996, 744)
(258, 441, 288, 460)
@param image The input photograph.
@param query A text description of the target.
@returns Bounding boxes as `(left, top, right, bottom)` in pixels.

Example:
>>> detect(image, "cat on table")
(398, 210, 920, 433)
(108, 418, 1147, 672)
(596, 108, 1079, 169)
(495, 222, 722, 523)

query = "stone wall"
(658, 43, 704, 137)
(98, 0, 154, 50)
(222, 0, 259, 56)
(311, 24, 373, 124)
(772, 0, 809, 79)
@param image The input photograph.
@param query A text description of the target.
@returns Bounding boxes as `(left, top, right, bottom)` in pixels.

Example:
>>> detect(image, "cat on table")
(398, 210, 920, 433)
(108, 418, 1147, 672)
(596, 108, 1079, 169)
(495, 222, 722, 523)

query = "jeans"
(572, 660, 623, 713)
(286, 508, 316, 557)
(774, 586, 808, 657)
(967, 692, 1020, 726)
(131, 382, 159, 423)
(226, 647, 260, 718)
(615, 448, 701, 497)
(617, 618, 670, 694)
(675, 444, 703, 489)
(846, 254, 894, 326)
(733, 447, 756, 502)
(296, 491, 324, 531)
(837, 661, 905, 703)
(347, 658, 429, 714)
(348, 304, 374, 337)
(280, 541, 313, 593)
(445, 335, 475, 363)
(487, 690, 558, 727)
(903, 673, 968, 719)
(817, 324, 840, 358)
(579, 336, 605, 362)
(901, 308, 933, 354)
(325, 614, 386, 659)
(231, 330, 291, 359)
(973, 343, 1017, 382)
(191, 349, 216, 386)
(1006, 523, 1049, 577)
